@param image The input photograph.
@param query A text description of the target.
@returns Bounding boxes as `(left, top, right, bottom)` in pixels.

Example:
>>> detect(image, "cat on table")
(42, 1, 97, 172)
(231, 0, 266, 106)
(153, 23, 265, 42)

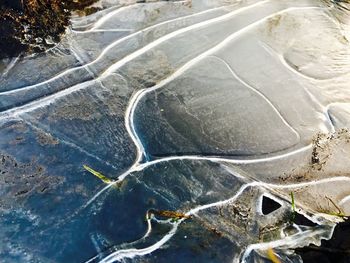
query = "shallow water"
(1, 0, 350, 262)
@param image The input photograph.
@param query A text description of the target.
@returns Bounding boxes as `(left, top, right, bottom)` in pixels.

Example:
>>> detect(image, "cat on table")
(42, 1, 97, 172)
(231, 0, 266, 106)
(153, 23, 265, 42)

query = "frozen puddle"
(1, 0, 350, 262)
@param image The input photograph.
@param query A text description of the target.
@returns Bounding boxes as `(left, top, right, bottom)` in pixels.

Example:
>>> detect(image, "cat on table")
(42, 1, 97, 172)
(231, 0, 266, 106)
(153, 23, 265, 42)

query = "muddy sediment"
(0, 153, 64, 209)
(0, 0, 99, 59)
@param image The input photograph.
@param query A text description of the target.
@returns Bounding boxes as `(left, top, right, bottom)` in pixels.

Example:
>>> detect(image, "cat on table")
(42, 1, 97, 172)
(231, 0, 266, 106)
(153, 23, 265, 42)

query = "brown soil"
(0, 0, 99, 59)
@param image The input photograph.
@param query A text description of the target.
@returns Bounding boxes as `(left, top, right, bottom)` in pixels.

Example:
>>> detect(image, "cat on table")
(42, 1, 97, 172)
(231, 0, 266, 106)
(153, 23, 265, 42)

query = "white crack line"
(0, 2, 236, 96)
(92, 175, 345, 263)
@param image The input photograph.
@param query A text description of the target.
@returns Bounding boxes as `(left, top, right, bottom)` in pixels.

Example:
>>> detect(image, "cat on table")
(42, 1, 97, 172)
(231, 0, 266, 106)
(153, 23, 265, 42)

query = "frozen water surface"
(1, 0, 350, 262)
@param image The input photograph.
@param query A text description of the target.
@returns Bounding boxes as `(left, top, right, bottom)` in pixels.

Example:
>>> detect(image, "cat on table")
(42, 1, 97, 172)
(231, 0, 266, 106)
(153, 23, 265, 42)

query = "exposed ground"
(0, 0, 99, 58)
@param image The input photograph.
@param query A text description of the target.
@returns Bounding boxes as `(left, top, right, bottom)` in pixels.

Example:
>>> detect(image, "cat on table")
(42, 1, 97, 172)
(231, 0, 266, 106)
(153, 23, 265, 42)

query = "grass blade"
(83, 165, 113, 184)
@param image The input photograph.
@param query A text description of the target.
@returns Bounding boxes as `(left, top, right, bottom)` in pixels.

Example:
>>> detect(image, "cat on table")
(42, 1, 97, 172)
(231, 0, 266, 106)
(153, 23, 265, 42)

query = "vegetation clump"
(0, 0, 99, 58)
